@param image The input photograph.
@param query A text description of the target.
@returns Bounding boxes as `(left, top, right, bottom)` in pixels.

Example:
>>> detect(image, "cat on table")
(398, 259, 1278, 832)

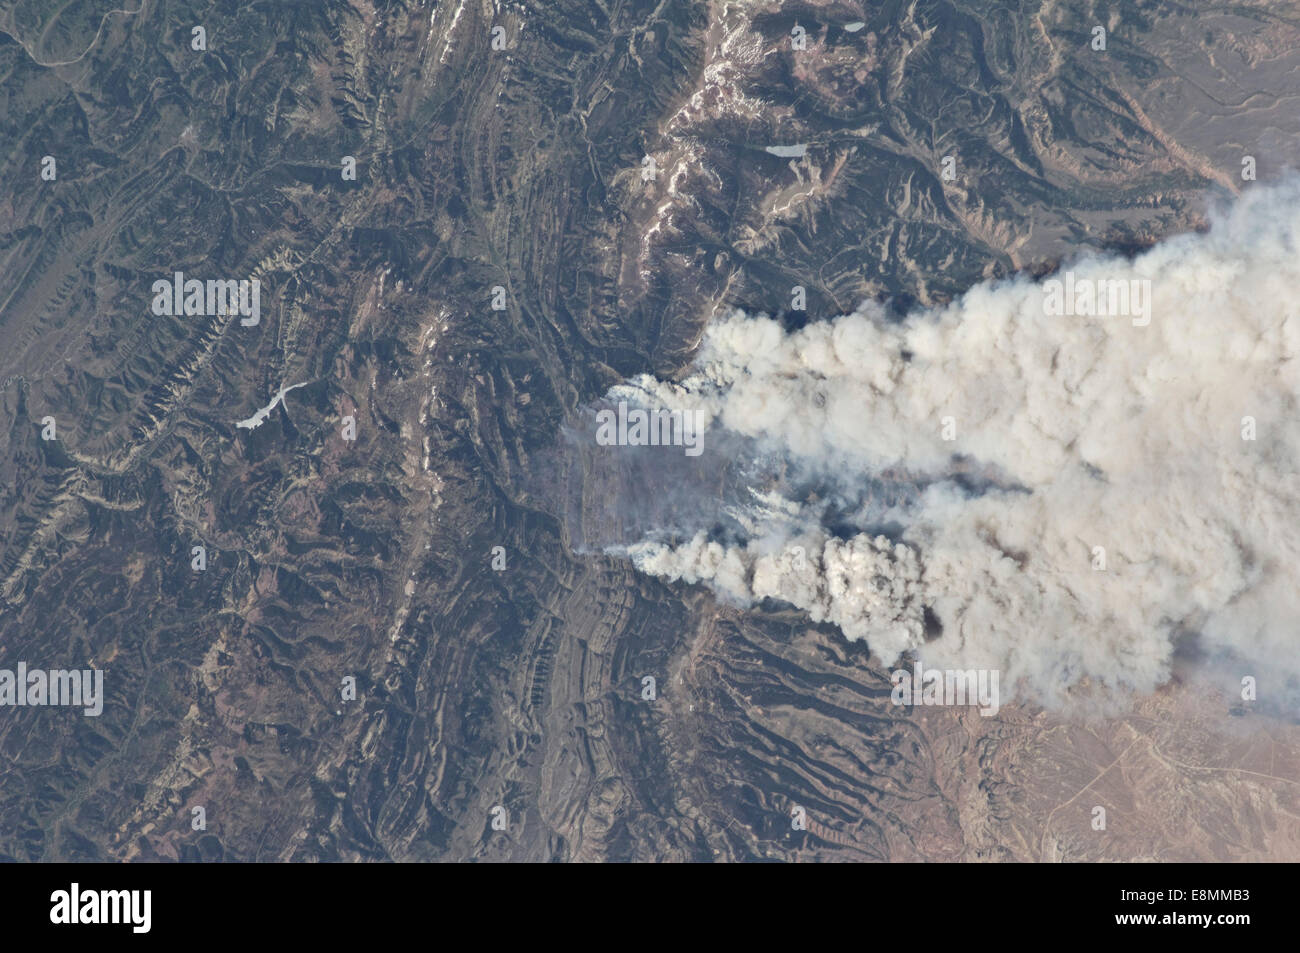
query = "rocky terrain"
(0, 0, 1297, 861)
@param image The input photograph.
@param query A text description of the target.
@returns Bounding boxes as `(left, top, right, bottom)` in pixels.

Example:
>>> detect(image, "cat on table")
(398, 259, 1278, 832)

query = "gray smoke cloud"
(598, 180, 1300, 710)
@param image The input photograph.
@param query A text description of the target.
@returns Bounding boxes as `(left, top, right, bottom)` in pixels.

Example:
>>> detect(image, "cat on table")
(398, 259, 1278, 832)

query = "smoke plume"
(596, 181, 1300, 710)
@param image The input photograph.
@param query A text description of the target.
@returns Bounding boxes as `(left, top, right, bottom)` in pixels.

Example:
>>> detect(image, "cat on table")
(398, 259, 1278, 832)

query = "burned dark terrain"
(1, 0, 1298, 862)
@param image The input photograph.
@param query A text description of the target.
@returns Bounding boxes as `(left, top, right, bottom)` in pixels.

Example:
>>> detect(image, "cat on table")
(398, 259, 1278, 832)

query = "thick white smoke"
(606, 181, 1300, 709)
